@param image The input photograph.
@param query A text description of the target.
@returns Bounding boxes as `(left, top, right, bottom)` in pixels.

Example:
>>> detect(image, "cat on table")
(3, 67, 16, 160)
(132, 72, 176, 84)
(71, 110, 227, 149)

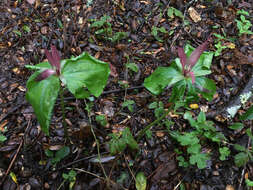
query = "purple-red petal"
(178, 47, 187, 71)
(36, 69, 56, 81)
(45, 49, 56, 68)
(188, 37, 211, 69)
(51, 45, 61, 73)
(189, 71, 195, 84)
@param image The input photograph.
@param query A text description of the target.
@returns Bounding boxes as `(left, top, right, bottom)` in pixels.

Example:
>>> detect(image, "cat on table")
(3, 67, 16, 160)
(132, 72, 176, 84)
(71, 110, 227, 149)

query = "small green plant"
(58, 170, 77, 190)
(171, 111, 226, 169)
(151, 26, 167, 42)
(148, 101, 165, 119)
(109, 127, 138, 155)
(122, 100, 135, 113)
(135, 172, 147, 190)
(236, 10, 253, 36)
(126, 62, 139, 73)
(96, 115, 108, 127)
(45, 146, 70, 165)
(90, 15, 128, 43)
(0, 127, 7, 142)
(144, 37, 216, 105)
(167, 7, 184, 20)
(219, 147, 230, 161)
(26, 45, 110, 136)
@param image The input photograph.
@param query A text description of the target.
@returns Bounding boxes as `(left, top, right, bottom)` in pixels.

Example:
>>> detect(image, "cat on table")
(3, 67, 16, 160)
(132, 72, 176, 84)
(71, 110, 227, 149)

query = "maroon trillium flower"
(36, 45, 61, 81)
(178, 36, 212, 84)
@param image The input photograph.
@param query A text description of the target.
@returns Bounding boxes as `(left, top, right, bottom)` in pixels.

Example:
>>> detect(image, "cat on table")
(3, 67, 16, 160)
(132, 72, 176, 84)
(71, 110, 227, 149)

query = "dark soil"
(0, 0, 252, 189)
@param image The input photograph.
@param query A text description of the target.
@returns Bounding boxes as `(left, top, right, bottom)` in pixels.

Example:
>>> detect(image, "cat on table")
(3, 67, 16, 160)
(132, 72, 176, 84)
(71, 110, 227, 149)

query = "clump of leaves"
(26, 45, 110, 135)
(236, 10, 253, 36)
(61, 170, 77, 190)
(151, 26, 167, 42)
(90, 15, 129, 43)
(171, 111, 226, 169)
(109, 127, 138, 155)
(144, 36, 216, 104)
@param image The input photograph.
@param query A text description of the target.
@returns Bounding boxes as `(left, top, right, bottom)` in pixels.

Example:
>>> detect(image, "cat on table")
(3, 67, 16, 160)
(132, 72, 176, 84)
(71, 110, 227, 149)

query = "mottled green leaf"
(136, 172, 147, 190)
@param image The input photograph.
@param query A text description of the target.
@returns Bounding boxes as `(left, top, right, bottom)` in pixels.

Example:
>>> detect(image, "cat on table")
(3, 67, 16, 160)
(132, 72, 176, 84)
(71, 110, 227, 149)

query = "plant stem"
(60, 87, 68, 139)
(137, 104, 173, 142)
(84, 100, 108, 180)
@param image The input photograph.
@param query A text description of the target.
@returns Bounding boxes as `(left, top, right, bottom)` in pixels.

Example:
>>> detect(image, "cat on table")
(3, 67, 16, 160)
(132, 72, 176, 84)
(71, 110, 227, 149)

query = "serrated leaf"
(219, 147, 230, 161)
(136, 172, 147, 190)
(234, 152, 249, 167)
(175, 132, 199, 146)
(26, 71, 60, 135)
(189, 153, 209, 169)
(187, 143, 201, 154)
(62, 52, 110, 98)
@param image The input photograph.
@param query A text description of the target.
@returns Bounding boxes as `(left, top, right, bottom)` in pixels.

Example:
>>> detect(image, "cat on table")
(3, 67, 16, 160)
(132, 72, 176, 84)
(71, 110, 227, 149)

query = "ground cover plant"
(0, 0, 252, 190)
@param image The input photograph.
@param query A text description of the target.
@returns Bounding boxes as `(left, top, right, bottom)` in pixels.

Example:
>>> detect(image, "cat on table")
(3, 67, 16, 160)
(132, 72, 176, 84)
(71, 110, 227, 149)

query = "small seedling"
(236, 10, 253, 36)
(96, 115, 108, 127)
(122, 100, 135, 112)
(135, 172, 147, 190)
(151, 26, 167, 42)
(58, 170, 76, 190)
(109, 127, 138, 155)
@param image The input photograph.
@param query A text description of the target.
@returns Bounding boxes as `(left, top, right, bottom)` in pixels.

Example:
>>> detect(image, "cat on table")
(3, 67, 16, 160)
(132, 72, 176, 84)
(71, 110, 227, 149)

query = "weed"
(236, 10, 253, 36)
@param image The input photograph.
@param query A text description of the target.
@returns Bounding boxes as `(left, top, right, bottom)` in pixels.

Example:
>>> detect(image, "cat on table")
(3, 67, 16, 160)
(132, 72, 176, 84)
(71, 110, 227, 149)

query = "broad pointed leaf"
(195, 77, 216, 101)
(144, 67, 183, 95)
(26, 72, 60, 135)
(62, 52, 110, 98)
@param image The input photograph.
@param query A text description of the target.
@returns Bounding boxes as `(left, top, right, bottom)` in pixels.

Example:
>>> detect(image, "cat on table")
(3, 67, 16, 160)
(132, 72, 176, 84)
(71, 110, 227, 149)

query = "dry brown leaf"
(188, 7, 201, 22)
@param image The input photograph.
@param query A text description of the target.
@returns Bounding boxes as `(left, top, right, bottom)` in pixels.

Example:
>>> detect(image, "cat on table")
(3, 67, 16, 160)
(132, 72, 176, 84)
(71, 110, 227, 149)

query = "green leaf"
(148, 102, 158, 109)
(144, 67, 183, 95)
(234, 152, 249, 167)
(189, 153, 209, 169)
(0, 135, 7, 142)
(96, 115, 107, 127)
(187, 143, 201, 154)
(197, 111, 206, 123)
(122, 128, 138, 150)
(177, 156, 189, 167)
(195, 77, 216, 101)
(111, 32, 129, 42)
(52, 146, 70, 164)
(245, 179, 253, 187)
(174, 132, 199, 146)
(167, 7, 174, 18)
(26, 71, 60, 135)
(173, 8, 184, 19)
(240, 105, 253, 120)
(183, 112, 196, 126)
(234, 144, 247, 152)
(62, 52, 110, 98)
(45, 149, 54, 158)
(136, 172, 147, 190)
(219, 147, 230, 161)
(229, 122, 244, 130)
(109, 134, 127, 155)
(126, 63, 139, 73)
(23, 25, 31, 33)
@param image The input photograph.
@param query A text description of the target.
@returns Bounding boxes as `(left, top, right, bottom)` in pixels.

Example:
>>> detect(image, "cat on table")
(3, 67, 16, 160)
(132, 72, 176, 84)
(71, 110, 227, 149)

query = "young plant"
(109, 127, 138, 155)
(236, 10, 253, 36)
(58, 170, 77, 190)
(171, 111, 226, 169)
(151, 26, 168, 42)
(144, 36, 216, 104)
(90, 15, 128, 43)
(26, 45, 110, 135)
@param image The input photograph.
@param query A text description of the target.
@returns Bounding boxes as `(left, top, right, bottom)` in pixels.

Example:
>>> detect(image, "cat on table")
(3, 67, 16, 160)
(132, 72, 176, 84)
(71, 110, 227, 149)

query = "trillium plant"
(144, 36, 216, 104)
(26, 45, 110, 135)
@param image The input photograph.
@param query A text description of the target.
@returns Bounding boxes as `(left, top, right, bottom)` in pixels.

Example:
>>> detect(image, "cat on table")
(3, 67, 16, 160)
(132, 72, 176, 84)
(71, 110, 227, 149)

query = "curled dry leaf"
(188, 7, 201, 22)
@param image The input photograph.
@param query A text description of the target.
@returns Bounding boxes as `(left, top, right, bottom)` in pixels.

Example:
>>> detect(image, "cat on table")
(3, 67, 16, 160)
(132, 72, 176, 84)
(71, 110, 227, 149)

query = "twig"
(0, 139, 23, 186)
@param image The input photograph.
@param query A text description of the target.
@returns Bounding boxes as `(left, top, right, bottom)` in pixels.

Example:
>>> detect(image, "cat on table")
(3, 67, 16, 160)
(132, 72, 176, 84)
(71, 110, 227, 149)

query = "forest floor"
(0, 0, 253, 189)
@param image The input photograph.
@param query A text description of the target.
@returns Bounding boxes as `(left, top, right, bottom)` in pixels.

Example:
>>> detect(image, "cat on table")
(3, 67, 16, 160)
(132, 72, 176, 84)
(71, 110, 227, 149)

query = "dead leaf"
(188, 7, 201, 22)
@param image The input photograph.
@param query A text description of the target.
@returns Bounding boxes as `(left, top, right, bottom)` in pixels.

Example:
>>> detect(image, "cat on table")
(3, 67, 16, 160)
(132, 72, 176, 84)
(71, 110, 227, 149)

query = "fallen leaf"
(188, 7, 201, 22)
